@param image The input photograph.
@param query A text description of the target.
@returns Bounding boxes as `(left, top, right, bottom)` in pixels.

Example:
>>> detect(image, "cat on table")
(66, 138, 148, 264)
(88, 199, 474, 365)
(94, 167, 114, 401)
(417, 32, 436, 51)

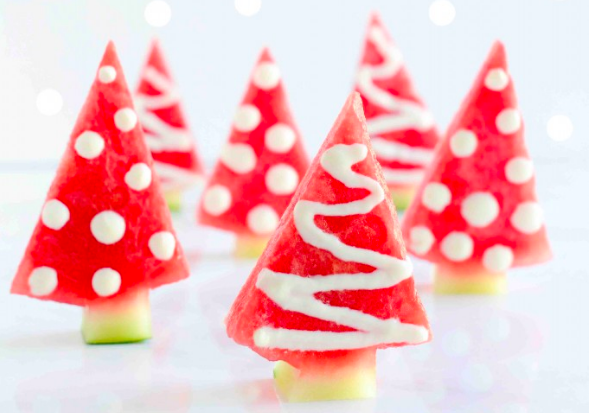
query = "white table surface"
(0, 164, 587, 413)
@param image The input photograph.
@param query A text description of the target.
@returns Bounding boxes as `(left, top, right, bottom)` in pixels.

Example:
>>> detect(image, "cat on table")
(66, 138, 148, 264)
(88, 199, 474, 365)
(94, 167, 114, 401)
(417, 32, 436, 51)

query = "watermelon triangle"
(11, 42, 189, 306)
(197, 48, 309, 237)
(226, 93, 430, 367)
(354, 12, 440, 189)
(135, 39, 204, 191)
(402, 41, 552, 271)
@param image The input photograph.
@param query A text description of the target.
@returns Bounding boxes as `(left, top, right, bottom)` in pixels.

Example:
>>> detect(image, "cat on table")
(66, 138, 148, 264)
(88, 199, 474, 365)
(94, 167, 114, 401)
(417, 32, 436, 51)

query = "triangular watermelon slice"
(226, 92, 430, 402)
(135, 39, 204, 210)
(11, 42, 189, 343)
(401, 41, 552, 294)
(354, 12, 440, 210)
(197, 48, 309, 258)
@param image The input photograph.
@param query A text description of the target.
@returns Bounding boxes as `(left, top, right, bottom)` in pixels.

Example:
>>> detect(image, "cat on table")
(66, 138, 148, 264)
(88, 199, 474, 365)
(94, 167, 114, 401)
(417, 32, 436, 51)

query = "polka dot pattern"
(422, 183, 451, 213)
(265, 124, 296, 153)
(482, 245, 514, 273)
(75, 131, 105, 159)
(114, 108, 138, 132)
(28, 267, 58, 296)
(92, 268, 121, 297)
(220, 143, 257, 174)
(247, 205, 279, 235)
(505, 157, 534, 184)
(484, 68, 509, 91)
(91, 211, 126, 245)
(265, 164, 299, 195)
(253, 62, 281, 90)
(460, 192, 500, 228)
(41, 200, 70, 230)
(450, 129, 477, 158)
(409, 226, 435, 255)
(149, 231, 176, 260)
(125, 163, 152, 191)
(203, 185, 232, 216)
(98, 66, 117, 84)
(440, 232, 474, 262)
(496, 108, 521, 135)
(510, 202, 543, 234)
(234, 104, 261, 132)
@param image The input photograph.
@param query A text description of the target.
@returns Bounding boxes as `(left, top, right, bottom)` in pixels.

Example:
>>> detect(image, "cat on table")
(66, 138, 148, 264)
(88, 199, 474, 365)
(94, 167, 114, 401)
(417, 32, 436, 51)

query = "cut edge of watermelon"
(82, 287, 152, 344)
(273, 349, 376, 402)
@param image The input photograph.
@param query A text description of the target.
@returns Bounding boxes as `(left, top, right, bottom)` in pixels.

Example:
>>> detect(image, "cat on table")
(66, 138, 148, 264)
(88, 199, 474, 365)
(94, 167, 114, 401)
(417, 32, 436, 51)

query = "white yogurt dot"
(28, 267, 58, 296)
(149, 231, 176, 260)
(440, 232, 474, 262)
(220, 143, 257, 174)
(253, 62, 281, 90)
(75, 131, 105, 159)
(410, 226, 435, 255)
(265, 123, 296, 153)
(92, 268, 121, 297)
(247, 205, 279, 235)
(90, 211, 126, 245)
(482, 245, 514, 273)
(203, 185, 232, 216)
(114, 108, 138, 132)
(125, 163, 152, 191)
(461, 192, 500, 227)
(422, 182, 452, 213)
(496, 108, 521, 134)
(265, 164, 299, 195)
(450, 129, 477, 157)
(510, 202, 544, 234)
(505, 157, 534, 184)
(234, 104, 261, 132)
(41, 199, 70, 230)
(98, 66, 117, 84)
(484, 68, 509, 91)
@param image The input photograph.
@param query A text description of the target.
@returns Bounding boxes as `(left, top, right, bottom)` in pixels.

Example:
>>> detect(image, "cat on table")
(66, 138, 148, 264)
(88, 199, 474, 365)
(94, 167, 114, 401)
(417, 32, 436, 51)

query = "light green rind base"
(82, 290, 152, 344)
(273, 357, 376, 402)
(433, 266, 507, 295)
(389, 186, 416, 212)
(234, 236, 270, 259)
(165, 190, 182, 212)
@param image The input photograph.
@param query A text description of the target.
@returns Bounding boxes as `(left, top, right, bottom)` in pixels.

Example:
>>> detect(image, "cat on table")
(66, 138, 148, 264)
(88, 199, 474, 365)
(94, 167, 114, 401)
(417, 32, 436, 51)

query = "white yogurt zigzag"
(357, 26, 435, 185)
(253, 143, 428, 351)
(135, 65, 200, 190)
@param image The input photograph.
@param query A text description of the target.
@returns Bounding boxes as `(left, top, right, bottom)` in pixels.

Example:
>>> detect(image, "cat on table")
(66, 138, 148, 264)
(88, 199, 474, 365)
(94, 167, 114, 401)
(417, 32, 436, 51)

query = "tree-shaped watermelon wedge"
(135, 39, 205, 211)
(354, 12, 440, 210)
(198, 48, 309, 258)
(401, 41, 552, 295)
(225, 93, 430, 402)
(10, 42, 189, 344)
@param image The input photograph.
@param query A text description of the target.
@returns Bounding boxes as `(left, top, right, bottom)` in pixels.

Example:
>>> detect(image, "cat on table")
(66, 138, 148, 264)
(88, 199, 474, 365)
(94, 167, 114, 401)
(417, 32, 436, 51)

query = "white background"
(0, 1, 587, 412)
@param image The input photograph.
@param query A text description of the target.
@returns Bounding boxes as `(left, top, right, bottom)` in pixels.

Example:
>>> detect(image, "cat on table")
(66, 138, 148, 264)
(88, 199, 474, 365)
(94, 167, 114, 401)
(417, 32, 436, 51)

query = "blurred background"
(0, 1, 587, 412)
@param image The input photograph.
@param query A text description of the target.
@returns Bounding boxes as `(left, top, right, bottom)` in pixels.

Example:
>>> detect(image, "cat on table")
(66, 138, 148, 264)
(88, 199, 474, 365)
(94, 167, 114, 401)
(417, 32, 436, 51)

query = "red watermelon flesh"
(135, 39, 204, 191)
(226, 93, 430, 368)
(354, 12, 440, 188)
(198, 48, 309, 237)
(11, 42, 189, 306)
(401, 41, 552, 273)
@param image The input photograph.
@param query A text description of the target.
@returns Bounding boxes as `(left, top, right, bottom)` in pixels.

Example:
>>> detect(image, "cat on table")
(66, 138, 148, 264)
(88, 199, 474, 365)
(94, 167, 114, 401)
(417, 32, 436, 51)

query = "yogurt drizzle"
(356, 26, 435, 185)
(253, 143, 428, 351)
(135, 66, 201, 190)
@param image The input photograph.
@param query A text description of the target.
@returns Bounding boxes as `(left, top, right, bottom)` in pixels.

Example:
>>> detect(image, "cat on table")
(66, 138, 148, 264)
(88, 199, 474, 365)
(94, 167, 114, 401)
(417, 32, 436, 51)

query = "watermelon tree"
(135, 39, 204, 211)
(225, 93, 430, 402)
(402, 41, 552, 294)
(354, 12, 440, 210)
(10, 42, 189, 344)
(198, 48, 309, 258)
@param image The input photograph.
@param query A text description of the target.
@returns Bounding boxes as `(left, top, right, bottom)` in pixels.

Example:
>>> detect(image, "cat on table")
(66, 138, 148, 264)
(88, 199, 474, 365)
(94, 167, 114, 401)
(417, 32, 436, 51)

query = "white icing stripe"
(371, 137, 434, 165)
(135, 66, 193, 154)
(253, 143, 427, 351)
(357, 27, 435, 136)
(154, 162, 202, 191)
(380, 167, 425, 185)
